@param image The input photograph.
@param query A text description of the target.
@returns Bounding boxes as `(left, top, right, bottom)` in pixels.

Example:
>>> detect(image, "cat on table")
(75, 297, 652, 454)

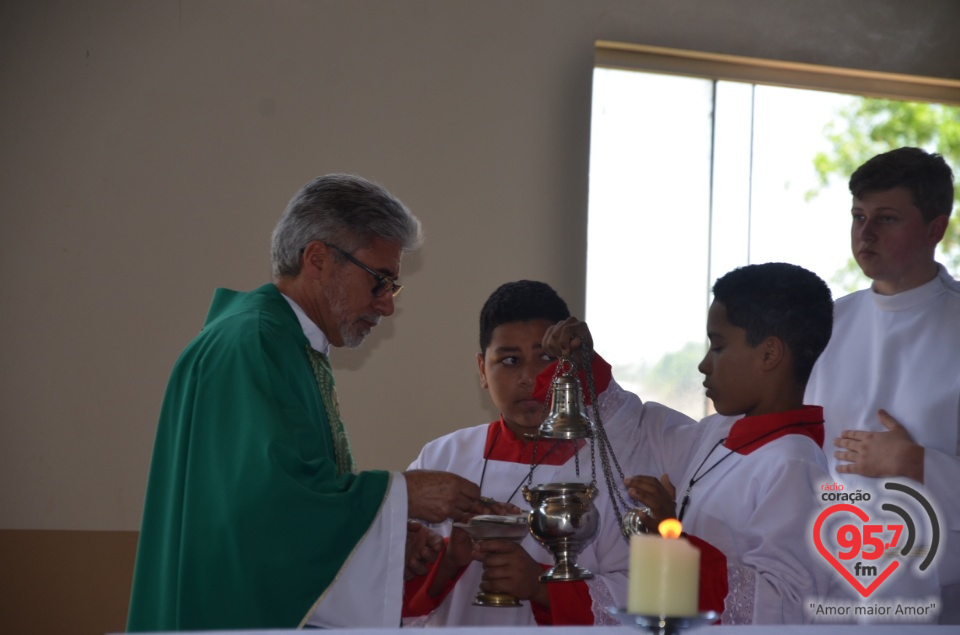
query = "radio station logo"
(808, 481, 941, 621)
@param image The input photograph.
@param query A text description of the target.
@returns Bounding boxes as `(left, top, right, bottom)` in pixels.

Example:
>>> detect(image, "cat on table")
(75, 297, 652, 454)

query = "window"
(586, 43, 960, 419)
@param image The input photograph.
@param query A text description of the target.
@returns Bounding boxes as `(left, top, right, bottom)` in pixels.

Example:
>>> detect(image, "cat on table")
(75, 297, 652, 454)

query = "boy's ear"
(759, 336, 785, 371)
(477, 353, 489, 389)
(928, 214, 949, 245)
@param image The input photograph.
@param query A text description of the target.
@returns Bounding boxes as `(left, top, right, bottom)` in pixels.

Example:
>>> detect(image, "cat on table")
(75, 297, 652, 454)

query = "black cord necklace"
(478, 423, 566, 505)
(677, 420, 815, 522)
(477, 425, 501, 497)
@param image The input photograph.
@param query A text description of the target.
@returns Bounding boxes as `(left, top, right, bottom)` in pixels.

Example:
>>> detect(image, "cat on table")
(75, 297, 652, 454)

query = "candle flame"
(658, 518, 682, 539)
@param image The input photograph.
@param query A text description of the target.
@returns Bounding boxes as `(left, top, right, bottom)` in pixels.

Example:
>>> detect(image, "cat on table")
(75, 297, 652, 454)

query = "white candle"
(627, 519, 700, 616)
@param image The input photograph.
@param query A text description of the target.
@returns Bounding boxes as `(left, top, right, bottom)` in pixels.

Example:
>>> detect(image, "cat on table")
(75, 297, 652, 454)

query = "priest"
(127, 173, 481, 631)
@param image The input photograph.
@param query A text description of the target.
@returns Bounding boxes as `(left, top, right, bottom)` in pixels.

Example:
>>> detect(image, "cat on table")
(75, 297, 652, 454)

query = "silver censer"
(522, 360, 601, 582)
(524, 482, 599, 581)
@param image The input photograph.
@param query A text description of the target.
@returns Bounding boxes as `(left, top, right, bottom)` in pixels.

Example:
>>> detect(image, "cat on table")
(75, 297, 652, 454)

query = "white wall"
(2, 0, 958, 531)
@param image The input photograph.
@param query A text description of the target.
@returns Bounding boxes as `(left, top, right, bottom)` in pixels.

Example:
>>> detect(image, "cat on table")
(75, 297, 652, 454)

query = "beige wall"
(2, 1, 959, 536)
(0, 529, 137, 635)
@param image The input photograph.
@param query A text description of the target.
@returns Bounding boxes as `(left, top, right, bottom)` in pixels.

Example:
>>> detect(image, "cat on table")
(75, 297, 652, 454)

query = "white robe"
(651, 412, 834, 624)
(805, 265, 960, 622)
(404, 379, 696, 626)
(275, 295, 407, 629)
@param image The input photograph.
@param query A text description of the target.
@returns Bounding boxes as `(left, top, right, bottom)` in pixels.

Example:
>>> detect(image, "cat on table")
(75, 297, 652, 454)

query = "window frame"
(594, 41, 960, 106)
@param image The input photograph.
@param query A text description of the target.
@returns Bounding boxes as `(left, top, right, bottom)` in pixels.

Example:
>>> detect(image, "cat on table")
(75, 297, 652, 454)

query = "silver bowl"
(523, 482, 599, 581)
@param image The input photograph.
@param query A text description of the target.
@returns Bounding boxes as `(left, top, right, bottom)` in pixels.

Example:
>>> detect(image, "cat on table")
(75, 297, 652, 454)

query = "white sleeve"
(593, 378, 702, 486)
(588, 529, 630, 624)
(643, 403, 704, 484)
(590, 383, 694, 624)
(725, 457, 831, 624)
(304, 472, 408, 628)
(925, 448, 960, 529)
(924, 448, 960, 586)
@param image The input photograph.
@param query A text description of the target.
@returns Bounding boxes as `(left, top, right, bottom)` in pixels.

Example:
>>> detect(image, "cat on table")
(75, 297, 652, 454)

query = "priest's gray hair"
(271, 173, 423, 278)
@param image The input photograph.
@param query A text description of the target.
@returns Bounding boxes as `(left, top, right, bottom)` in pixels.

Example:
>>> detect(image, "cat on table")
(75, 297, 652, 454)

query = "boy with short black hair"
(403, 280, 695, 626)
(621, 262, 835, 624)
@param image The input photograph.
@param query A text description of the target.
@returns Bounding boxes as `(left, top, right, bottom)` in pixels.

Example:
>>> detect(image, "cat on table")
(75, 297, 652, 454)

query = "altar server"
(403, 280, 696, 626)
(626, 263, 835, 624)
(806, 147, 960, 623)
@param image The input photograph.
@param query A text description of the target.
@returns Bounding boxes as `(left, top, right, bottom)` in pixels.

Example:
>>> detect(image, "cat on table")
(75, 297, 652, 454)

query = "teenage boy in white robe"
(615, 263, 836, 624)
(402, 280, 696, 626)
(805, 147, 960, 623)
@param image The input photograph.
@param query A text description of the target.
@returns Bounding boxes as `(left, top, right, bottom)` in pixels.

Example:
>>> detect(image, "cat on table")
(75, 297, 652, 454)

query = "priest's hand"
(475, 498, 522, 516)
(542, 316, 593, 363)
(475, 539, 550, 608)
(624, 473, 677, 533)
(404, 469, 481, 523)
(834, 409, 924, 482)
(405, 520, 444, 581)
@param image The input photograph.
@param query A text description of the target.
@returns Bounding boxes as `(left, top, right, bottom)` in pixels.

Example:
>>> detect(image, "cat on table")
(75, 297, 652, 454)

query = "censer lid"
(538, 367, 595, 439)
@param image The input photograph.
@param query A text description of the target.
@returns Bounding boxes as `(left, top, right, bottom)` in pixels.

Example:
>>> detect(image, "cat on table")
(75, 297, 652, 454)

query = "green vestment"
(127, 283, 389, 631)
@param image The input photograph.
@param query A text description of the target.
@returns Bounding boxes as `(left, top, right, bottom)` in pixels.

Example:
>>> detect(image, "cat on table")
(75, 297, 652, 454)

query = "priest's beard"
(325, 282, 381, 348)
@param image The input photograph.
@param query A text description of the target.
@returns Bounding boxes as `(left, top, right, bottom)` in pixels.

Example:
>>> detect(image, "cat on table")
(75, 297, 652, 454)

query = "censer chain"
(581, 342, 633, 538)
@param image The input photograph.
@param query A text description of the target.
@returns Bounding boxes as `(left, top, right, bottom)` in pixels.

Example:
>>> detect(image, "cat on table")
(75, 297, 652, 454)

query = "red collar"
(723, 406, 824, 455)
(483, 418, 583, 465)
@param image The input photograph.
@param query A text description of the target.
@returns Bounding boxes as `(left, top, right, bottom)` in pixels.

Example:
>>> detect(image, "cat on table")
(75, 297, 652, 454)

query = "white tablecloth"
(114, 626, 957, 635)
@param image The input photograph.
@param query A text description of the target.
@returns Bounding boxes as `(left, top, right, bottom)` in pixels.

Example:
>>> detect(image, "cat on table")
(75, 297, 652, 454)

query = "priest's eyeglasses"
(325, 243, 404, 298)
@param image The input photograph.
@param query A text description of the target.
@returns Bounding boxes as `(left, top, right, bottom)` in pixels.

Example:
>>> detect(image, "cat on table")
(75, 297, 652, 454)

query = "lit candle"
(627, 519, 700, 616)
